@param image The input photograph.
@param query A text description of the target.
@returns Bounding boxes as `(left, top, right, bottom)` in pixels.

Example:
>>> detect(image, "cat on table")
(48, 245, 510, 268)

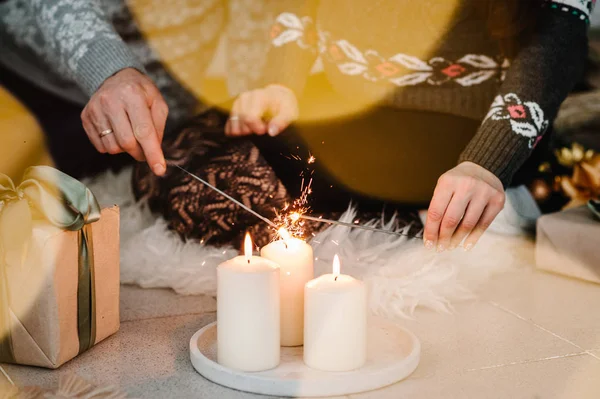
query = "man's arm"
(27, 0, 145, 96)
(17, 0, 168, 175)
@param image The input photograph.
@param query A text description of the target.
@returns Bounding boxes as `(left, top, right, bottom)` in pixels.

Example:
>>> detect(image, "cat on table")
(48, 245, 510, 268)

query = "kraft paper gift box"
(536, 206, 600, 284)
(0, 166, 119, 368)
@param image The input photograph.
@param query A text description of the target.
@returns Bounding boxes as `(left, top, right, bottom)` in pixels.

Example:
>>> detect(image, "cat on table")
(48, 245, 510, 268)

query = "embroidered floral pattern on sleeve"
(543, 0, 596, 22)
(270, 12, 319, 52)
(270, 12, 510, 88)
(483, 93, 549, 149)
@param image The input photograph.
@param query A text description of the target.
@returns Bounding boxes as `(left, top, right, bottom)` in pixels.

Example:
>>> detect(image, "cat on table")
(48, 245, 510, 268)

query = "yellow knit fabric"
(286, 1, 468, 203)
(297, 79, 475, 205)
(127, 0, 228, 106)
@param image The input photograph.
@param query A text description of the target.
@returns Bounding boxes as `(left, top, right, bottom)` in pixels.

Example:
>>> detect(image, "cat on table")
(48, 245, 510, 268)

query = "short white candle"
(261, 228, 314, 347)
(217, 233, 281, 371)
(304, 255, 367, 372)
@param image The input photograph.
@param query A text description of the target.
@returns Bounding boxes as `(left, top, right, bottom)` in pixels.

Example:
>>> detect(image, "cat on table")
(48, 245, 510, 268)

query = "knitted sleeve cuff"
(459, 94, 550, 188)
(75, 39, 146, 96)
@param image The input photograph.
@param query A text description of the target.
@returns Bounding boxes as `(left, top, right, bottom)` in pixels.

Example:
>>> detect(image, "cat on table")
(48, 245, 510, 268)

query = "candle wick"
(335, 276, 338, 281)
(247, 259, 250, 264)
(284, 242, 288, 249)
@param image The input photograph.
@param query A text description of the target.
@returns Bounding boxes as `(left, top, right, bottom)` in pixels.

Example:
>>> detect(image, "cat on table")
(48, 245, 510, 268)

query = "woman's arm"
(226, 1, 320, 137)
(460, 0, 591, 186)
(426, 0, 593, 251)
(262, 0, 321, 96)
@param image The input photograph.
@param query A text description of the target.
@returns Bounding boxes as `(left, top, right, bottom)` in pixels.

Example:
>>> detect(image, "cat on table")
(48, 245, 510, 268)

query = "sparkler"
(298, 214, 423, 239)
(172, 161, 422, 240)
(173, 164, 278, 230)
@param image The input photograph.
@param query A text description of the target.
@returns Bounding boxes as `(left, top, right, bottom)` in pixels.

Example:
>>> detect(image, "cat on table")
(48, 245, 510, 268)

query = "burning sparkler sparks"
(277, 227, 292, 241)
(272, 153, 317, 241)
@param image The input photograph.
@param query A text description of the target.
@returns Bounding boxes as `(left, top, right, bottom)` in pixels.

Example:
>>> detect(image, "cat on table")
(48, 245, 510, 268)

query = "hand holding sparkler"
(424, 161, 505, 252)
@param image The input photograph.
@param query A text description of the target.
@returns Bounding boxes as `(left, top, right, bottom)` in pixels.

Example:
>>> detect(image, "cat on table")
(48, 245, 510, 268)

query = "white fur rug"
(85, 167, 533, 319)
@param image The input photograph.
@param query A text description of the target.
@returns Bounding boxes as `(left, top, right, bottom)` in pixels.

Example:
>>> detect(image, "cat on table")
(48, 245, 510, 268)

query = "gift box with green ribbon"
(0, 166, 119, 368)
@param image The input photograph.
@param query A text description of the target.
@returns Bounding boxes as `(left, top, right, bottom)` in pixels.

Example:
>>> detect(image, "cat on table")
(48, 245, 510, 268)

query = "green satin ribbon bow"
(0, 166, 101, 363)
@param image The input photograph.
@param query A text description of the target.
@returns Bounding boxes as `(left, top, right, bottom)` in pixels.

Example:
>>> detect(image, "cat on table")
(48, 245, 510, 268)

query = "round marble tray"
(189, 318, 420, 397)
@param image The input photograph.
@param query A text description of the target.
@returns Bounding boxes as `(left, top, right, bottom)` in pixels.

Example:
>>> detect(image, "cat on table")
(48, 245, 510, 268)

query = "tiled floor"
(120, 285, 217, 322)
(480, 270, 600, 351)
(2, 269, 600, 398)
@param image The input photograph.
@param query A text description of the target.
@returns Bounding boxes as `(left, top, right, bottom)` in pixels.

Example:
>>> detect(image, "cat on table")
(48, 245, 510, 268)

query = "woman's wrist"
(266, 84, 297, 97)
(456, 161, 504, 192)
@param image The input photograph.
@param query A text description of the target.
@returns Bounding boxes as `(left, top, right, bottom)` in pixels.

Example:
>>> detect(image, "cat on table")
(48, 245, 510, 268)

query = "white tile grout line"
(586, 351, 600, 361)
(488, 301, 584, 350)
(0, 365, 15, 386)
(487, 302, 600, 364)
(466, 352, 588, 372)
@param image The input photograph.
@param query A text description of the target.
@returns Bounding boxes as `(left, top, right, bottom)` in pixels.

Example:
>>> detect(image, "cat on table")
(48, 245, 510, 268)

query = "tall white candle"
(217, 233, 281, 371)
(261, 228, 314, 347)
(304, 255, 367, 372)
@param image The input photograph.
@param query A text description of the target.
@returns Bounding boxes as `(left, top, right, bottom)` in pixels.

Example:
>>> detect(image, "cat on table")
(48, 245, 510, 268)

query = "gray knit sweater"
(1, 0, 145, 99)
(0, 0, 223, 122)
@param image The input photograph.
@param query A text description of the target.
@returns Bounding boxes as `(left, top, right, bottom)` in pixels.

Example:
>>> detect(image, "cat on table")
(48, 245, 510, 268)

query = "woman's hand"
(81, 68, 169, 176)
(225, 84, 299, 137)
(424, 162, 505, 252)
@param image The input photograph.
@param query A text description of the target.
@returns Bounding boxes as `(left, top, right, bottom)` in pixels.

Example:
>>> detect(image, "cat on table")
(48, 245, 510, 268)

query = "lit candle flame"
(278, 227, 292, 241)
(333, 254, 340, 278)
(244, 232, 253, 264)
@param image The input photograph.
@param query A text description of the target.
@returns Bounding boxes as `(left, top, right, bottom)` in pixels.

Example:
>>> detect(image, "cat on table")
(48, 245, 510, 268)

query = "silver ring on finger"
(100, 128, 114, 137)
(229, 115, 240, 122)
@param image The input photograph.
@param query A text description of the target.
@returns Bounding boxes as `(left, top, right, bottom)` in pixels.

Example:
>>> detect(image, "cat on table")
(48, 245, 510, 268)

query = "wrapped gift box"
(536, 206, 600, 284)
(0, 167, 120, 368)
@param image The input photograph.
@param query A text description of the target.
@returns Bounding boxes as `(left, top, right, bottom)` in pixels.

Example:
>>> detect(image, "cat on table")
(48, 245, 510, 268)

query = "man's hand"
(81, 68, 169, 175)
(225, 84, 298, 137)
(424, 162, 505, 252)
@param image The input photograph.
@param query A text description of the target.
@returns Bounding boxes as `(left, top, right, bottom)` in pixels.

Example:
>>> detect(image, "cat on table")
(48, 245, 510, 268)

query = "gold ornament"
(538, 162, 551, 173)
(530, 179, 551, 202)
(553, 144, 600, 209)
(555, 143, 596, 168)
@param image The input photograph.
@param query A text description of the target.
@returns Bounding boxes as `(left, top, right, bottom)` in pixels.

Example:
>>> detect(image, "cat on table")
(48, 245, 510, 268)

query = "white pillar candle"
(261, 229, 314, 347)
(304, 255, 367, 372)
(217, 233, 281, 371)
